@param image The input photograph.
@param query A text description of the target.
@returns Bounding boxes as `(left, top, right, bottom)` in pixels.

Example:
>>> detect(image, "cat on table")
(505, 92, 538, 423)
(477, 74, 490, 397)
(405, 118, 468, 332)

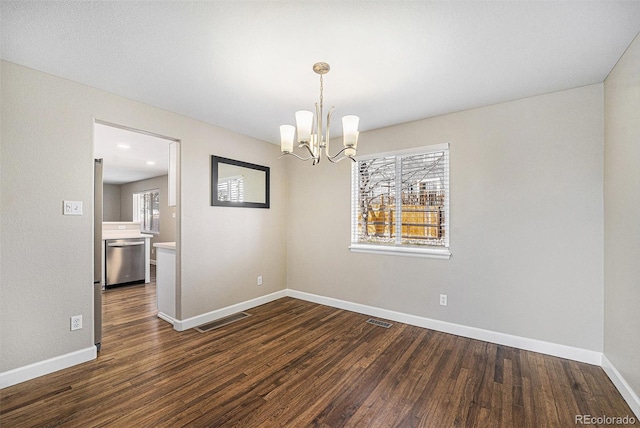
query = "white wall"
(604, 33, 640, 404)
(0, 61, 287, 372)
(287, 84, 604, 352)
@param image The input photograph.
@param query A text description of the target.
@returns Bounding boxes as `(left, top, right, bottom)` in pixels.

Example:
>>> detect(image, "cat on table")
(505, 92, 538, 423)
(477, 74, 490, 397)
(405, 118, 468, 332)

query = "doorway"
(93, 120, 180, 349)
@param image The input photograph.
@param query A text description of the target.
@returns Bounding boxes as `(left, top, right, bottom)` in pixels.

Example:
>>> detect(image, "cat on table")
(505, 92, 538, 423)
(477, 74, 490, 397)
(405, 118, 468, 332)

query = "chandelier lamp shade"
(280, 62, 360, 165)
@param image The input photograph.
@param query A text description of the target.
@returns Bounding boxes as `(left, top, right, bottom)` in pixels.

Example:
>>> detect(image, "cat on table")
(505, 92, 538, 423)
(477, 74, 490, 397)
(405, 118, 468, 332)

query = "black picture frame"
(210, 155, 270, 209)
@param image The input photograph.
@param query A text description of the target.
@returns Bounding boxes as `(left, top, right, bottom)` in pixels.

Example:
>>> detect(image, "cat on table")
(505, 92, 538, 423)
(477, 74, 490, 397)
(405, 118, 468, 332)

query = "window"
(133, 189, 160, 234)
(350, 143, 450, 259)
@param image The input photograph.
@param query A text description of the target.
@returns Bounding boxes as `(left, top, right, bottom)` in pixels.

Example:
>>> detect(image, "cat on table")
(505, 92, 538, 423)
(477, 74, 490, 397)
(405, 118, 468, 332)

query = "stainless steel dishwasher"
(105, 238, 146, 287)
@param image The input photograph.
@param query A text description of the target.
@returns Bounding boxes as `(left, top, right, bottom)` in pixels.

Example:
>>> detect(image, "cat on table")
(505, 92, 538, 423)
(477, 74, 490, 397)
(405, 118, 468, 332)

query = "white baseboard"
(0, 346, 97, 389)
(7, 288, 634, 419)
(157, 311, 177, 325)
(602, 355, 640, 419)
(172, 290, 287, 331)
(286, 289, 603, 366)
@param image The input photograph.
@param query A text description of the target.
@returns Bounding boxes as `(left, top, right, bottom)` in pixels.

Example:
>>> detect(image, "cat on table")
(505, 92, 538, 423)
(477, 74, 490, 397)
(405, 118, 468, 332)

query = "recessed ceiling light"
(146, 161, 156, 165)
(116, 143, 130, 149)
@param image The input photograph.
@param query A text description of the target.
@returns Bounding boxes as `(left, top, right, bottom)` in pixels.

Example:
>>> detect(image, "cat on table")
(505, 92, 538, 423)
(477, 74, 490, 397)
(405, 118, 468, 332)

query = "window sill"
(349, 244, 451, 259)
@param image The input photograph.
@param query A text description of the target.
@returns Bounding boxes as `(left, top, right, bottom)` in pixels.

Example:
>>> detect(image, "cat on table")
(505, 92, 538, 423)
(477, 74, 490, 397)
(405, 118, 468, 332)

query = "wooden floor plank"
(1, 276, 638, 427)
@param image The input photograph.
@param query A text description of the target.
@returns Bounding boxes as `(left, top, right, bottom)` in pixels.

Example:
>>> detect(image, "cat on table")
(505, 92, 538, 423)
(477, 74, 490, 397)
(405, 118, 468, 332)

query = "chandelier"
(279, 62, 360, 165)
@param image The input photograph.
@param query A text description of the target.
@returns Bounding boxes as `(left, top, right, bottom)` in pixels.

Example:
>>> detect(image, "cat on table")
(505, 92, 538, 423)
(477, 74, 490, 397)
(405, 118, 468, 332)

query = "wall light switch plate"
(63, 201, 83, 216)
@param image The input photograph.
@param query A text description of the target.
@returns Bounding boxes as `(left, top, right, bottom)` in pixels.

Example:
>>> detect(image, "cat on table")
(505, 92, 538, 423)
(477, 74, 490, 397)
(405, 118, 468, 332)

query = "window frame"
(132, 188, 160, 235)
(349, 143, 451, 259)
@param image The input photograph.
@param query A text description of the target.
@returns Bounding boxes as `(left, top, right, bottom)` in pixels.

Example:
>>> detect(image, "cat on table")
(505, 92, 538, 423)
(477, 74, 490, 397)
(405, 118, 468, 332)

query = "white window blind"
(351, 144, 449, 257)
(133, 189, 160, 234)
(217, 175, 244, 202)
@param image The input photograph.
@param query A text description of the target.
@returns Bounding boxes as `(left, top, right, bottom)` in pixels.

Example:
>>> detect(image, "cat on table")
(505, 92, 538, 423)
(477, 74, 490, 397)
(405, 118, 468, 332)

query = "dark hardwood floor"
(1, 274, 637, 427)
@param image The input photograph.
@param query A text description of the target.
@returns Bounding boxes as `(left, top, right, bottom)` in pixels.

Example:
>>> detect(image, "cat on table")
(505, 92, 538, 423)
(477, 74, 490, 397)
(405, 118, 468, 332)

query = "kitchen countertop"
(102, 233, 153, 240)
(153, 242, 176, 250)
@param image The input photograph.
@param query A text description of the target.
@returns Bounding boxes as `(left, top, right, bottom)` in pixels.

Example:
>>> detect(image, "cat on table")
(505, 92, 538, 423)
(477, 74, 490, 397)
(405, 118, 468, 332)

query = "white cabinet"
(168, 142, 177, 207)
(154, 243, 176, 320)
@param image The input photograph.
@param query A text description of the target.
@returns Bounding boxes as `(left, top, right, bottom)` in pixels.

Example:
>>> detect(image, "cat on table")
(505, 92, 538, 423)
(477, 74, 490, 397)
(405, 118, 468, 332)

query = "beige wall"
(102, 183, 121, 221)
(1, 61, 95, 370)
(0, 61, 287, 372)
(604, 33, 640, 401)
(287, 84, 604, 351)
(179, 123, 286, 319)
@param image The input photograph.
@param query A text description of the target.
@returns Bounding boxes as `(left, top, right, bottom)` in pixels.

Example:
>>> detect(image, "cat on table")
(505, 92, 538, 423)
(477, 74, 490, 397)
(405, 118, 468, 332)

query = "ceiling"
(2, 1, 640, 146)
(94, 123, 172, 185)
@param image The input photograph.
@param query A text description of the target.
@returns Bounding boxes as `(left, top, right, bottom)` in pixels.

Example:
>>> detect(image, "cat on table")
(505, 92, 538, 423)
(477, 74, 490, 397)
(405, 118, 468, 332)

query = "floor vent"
(195, 312, 251, 332)
(366, 318, 393, 328)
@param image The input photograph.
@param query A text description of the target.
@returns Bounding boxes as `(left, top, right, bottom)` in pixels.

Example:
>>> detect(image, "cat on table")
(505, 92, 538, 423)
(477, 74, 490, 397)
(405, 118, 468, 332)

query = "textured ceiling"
(2, 1, 640, 145)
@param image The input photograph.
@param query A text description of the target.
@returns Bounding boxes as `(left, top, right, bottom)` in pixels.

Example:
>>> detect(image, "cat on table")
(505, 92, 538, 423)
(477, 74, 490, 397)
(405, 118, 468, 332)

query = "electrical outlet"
(257, 276, 263, 286)
(439, 294, 448, 306)
(71, 315, 82, 331)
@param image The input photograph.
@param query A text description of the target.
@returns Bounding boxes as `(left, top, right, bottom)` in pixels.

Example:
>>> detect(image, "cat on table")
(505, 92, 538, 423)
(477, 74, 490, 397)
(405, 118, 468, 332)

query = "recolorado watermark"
(575, 414, 636, 425)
